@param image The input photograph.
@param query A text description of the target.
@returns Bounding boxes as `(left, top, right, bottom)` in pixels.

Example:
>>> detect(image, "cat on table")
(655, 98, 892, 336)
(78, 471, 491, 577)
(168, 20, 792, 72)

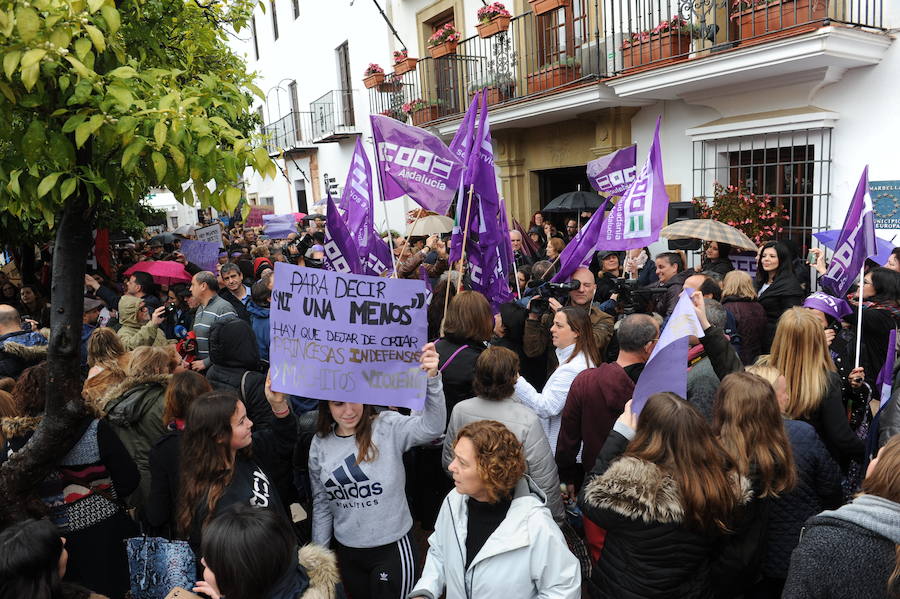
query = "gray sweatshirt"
(309, 374, 446, 547)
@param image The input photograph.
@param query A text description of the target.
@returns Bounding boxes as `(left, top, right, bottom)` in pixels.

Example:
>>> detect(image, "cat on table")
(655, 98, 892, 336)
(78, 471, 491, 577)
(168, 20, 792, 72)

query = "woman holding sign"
(308, 342, 446, 599)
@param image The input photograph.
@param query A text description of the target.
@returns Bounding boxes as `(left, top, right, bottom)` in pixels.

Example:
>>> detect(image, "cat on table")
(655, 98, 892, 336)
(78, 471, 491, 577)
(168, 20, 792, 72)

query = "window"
(260, 196, 275, 207)
(271, 1, 279, 40)
(428, 12, 460, 115)
(335, 42, 354, 127)
(288, 81, 301, 140)
(535, 0, 588, 68)
(250, 16, 259, 60)
(292, 0, 299, 20)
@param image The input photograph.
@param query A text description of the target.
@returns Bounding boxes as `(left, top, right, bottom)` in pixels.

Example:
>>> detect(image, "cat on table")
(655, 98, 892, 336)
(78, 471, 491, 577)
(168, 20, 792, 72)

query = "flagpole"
(439, 275, 453, 337)
(456, 184, 475, 293)
(855, 263, 865, 368)
(513, 258, 522, 298)
(392, 210, 427, 278)
(370, 140, 399, 277)
(542, 255, 561, 280)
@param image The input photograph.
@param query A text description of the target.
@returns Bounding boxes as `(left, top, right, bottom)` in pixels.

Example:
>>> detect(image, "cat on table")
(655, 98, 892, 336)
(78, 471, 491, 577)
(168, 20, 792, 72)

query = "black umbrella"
(150, 232, 177, 244)
(542, 189, 605, 213)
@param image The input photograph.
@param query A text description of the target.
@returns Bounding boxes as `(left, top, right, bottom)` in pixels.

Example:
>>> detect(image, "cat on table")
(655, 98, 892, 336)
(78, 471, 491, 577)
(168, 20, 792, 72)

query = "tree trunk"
(0, 195, 94, 526)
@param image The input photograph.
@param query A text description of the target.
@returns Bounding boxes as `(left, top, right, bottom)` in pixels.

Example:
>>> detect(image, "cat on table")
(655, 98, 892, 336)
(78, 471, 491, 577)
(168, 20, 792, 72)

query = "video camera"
(611, 278, 667, 316)
(528, 280, 581, 315)
(284, 234, 314, 266)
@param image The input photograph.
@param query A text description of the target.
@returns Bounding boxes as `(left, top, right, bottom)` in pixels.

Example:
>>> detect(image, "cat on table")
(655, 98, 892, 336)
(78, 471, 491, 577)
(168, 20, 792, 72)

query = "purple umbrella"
(813, 229, 895, 266)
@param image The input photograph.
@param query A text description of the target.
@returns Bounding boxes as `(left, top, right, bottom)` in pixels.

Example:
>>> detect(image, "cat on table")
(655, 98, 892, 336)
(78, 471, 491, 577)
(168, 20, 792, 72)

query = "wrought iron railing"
(367, 0, 883, 126)
(311, 89, 357, 140)
(262, 110, 314, 154)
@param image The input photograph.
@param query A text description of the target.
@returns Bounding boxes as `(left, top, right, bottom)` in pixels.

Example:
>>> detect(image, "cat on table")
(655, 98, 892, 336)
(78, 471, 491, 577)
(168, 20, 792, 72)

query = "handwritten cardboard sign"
(269, 263, 429, 409)
(180, 239, 220, 272)
(194, 223, 222, 245)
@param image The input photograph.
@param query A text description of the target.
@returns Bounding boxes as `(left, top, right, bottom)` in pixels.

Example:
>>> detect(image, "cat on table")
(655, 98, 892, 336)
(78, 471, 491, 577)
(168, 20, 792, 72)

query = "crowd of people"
(1, 210, 900, 599)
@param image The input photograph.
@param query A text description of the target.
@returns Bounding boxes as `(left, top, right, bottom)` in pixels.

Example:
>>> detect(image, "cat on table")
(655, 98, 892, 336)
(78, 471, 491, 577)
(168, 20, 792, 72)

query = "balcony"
(262, 111, 315, 156)
(311, 89, 358, 143)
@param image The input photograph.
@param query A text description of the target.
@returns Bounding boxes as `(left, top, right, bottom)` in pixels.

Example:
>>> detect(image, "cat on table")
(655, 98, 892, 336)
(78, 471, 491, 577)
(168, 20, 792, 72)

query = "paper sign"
(180, 239, 220, 272)
(269, 262, 429, 409)
(194, 223, 222, 245)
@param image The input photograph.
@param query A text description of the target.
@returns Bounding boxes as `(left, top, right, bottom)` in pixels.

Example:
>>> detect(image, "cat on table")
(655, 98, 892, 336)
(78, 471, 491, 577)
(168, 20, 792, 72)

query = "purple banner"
(631, 288, 703, 414)
(370, 114, 464, 216)
(587, 145, 637, 196)
(179, 239, 219, 272)
(269, 262, 428, 409)
(820, 167, 876, 297)
(596, 117, 669, 251)
(551, 200, 611, 283)
(324, 194, 363, 275)
(262, 213, 298, 239)
(361, 234, 393, 278)
(340, 137, 374, 248)
(877, 328, 896, 409)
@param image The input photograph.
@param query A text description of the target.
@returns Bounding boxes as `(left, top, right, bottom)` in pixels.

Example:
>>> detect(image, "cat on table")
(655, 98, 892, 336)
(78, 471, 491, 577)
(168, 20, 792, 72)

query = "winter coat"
(0, 331, 47, 378)
(782, 494, 900, 599)
(218, 287, 252, 323)
(397, 249, 449, 280)
(1, 415, 139, 598)
(686, 356, 720, 423)
(207, 316, 274, 431)
(853, 301, 900, 389)
(595, 271, 620, 303)
(116, 295, 168, 350)
(721, 296, 767, 365)
(100, 373, 169, 511)
(702, 258, 734, 277)
(146, 428, 181, 535)
(556, 362, 635, 486)
(264, 544, 344, 599)
(410, 476, 581, 599)
(523, 303, 613, 378)
(512, 343, 594, 454)
(756, 272, 805, 352)
(651, 268, 696, 319)
(800, 371, 865, 470)
(82, 354, 130, 407)
(442, 395, 565, 523)
(246, 299, 271, 363)
(763, 419, 842, 579)
(579, 428, 749, 599)
(435, 336, 485, 422)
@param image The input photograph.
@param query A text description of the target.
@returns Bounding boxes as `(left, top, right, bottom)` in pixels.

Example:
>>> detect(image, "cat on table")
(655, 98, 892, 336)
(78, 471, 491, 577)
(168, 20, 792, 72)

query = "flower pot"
(476, 15, 512, 38)
(393, 57, 418, 75)
(622, 31, 693, 69)
(429, 40, 458, 59)
(470, 85, 514, 105)
(526, 63, 581, 93)
(528, 0, 569, 16)
(732, 0, 827, 40)
(377, 81, 402, 93)
(362, 72, 385, 89)
(410, 105, 440, 126)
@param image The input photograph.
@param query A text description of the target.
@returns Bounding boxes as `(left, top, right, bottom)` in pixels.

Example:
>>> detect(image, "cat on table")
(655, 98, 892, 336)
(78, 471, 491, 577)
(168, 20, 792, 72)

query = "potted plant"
(469, 72, 516, 105)
(621, 15, 699, 69)
(526, 56, 581, 93)
(691, 182, 789, 246)
(730, 0, 827, 40)
(393, 50, 418, 75)
(476, 3, 512, 38)
(528, 0, 569, 16)
(380, 107, 406, 122)
(427, 24, 462, 58)
(402, 98, 441, 126)
(362, 64, 385, 89)
(377, 72, 403, 94)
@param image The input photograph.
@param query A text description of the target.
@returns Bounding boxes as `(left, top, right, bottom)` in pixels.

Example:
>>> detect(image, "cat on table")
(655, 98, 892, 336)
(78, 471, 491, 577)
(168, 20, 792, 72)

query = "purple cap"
(803, 292, 852, 321)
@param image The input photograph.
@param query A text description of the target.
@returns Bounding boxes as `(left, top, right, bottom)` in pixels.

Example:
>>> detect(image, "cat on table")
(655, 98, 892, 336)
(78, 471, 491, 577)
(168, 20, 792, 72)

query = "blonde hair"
(87, 327, 127, 368)
(768, 308, 835, 418)
(127, 346, 177, 377)
(746, 364, 780, 387)
(722, 270, 757, 300)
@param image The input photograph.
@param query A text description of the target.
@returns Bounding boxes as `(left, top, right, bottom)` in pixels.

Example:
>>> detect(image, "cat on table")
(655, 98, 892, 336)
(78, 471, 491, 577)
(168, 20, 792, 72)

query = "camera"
(611, 278, 667, 316)
(528, 280, 581, 315)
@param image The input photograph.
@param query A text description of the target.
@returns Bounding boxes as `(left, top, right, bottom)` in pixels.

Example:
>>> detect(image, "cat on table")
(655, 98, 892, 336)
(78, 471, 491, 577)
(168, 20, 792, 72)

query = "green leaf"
(108, 66, 137, 79)
(22, 120, 46, 163)
(15, 6, 40, 43)
(0, 81, 15, 103)
(197, 136, 215, 156)
(166, 144, 185, 172)
(224, 186, 242, 212)
(151, 151, 167, 181)
(58, 74, 70, 91)
(3, 50, 21, 80)
(20, 48, 47, 69)
(74, 37, 92, 60)
(121, 139, 146, 172)
(153, 120, 167, 147)
(62, 113, 87, 133)
(47, 131, 75, 167)
(100, 5, 120, 34)
(107, 85, 132, 109)
(20, 63, 39, 91)
(37, 172, 62, 199)
(115, 115, 136, 134)
(64, 55, 93, 78)
(247, 82, 264, 99)
(40, 203, 54, 228)
(75, 114, 104, 148)
(59, 177, 77, 201)
(49, 26, 72, 50)
(84, 25, 106, 53)
(7, 170, 21, 196)
(87, 0, 105, 13)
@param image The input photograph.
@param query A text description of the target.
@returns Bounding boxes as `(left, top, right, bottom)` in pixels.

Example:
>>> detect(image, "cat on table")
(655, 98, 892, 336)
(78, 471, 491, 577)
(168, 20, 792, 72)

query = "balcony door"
(536, 0, 588, 68)
(430, 13, 460, 116)
(336, 41, 354, 127)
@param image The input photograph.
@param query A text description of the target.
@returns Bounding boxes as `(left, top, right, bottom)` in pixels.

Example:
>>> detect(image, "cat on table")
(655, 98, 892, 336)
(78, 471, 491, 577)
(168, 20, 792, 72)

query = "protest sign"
(194, 223, 222, 245)
(269, 263, 429, 409)
(180, 239, 220, 272)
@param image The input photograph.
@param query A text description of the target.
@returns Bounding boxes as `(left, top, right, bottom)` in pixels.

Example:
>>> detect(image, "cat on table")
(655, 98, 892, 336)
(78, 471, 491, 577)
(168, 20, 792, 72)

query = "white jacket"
(409, 476, 581, 599)
(512, 343, 593, 453)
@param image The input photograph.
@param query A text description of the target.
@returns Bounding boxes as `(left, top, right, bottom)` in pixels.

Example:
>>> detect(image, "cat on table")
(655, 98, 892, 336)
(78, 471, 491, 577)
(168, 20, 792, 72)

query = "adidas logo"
(379, 572, 389, 582)
(324, 454, 383, 500)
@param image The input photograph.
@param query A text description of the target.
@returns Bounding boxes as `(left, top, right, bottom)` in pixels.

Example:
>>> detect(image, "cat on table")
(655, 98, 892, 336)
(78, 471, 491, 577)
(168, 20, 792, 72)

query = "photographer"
(523, 267, 614, 378)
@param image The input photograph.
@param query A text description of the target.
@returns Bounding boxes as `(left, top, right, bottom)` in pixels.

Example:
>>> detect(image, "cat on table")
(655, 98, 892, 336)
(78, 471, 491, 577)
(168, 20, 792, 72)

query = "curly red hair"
(455, 420, 525, 503)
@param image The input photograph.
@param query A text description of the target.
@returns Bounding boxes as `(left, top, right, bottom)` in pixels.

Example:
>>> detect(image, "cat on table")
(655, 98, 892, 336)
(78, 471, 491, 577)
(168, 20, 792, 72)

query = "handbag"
(126, 535, 197, 599)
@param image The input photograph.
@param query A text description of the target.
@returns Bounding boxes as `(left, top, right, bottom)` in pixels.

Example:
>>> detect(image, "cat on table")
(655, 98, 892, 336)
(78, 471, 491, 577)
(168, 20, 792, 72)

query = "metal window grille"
(271, 0, 279, 40)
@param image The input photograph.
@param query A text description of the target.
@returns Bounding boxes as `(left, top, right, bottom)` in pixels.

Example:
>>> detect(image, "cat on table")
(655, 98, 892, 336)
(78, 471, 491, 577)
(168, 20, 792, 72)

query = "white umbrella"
(407, 214, 454, 236)
(173, 224, 197, 236)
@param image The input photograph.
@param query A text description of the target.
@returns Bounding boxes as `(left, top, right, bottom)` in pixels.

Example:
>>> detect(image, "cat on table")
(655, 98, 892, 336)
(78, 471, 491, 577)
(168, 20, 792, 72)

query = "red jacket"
(556, 362, 635, 486)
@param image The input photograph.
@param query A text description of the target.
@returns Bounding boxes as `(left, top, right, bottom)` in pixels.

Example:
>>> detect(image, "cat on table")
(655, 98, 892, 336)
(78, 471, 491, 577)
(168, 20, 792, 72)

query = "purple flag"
(819, 167, 877, 297)
(513, 218, 540, 258)
(418, 265, 434, 306)
(631, 288, 704, 414)
(262, 213, 298, 239)
(370, 114, 464, 215)
(339, 137, 375, 248)
(813, 229, 894, 268)
(587, 145, 637, 196)
(595, 117, 669, 251)
(877, 329, 896, 409)
(450, 94, 479, 163)
(323, 194, 362, 274)
(447, 95, 480, 264)
(361, 233, 393, 277)
(550, 200, 611, 283)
